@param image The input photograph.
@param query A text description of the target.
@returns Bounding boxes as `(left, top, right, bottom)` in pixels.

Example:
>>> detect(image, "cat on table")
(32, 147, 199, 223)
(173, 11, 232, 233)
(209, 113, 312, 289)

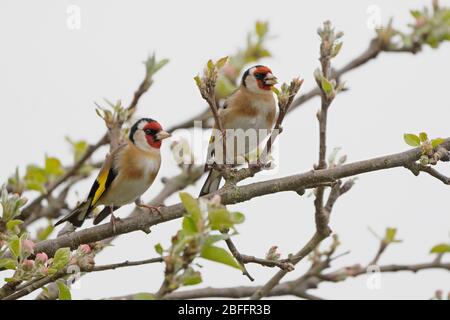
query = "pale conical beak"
(264, 73, 278, 86)
(156, 130, 171, 140)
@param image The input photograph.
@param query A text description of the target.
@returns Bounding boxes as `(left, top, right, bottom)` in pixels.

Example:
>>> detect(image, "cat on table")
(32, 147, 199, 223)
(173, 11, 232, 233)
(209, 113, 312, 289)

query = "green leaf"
(154, 243, 163, 255)
(255, 21, 268, 38)
(431, 138, 445, 148)
(37, 223, 54, 241)
(154, 58, 170, 73)
(385, 227, 397, 243)
(216, 77, 237, 99)
(45, 157, 64, 176)
(52, 247, 71, 271)
(321, 77, 333, 95)
(271, 86, 280, 96)
(419, 132, 428, 142)
(410, 10, 422, 19)
(25, 165, 47, 183)
(230, 211, 245, 224)
(216, 56, 228, 69)
(56, 281, 72, 300)
(133, 292, 155, 300)
(430, 243, 450, 254)
(182, 216, 198, 235)
(0, 258, 17, 270)
(403, 133, 421, 147)
(47, 267, 57, 274)
(332, 42, 343, 57)
(208, 208, 243, 230)
(179, 192, 202, 225)
(181, 267, 202, 286)
(25, 181, 46, 194)
(200, 245, 241, 270)
(208, 207, 233, 230)
(194, 75, 202, 88)
(66, 138, 89, 162)
(205, 234, 229, 245)
(207, 59, 214, 71)
(8, 235, 21, 259)
(6, 219, 23, 231)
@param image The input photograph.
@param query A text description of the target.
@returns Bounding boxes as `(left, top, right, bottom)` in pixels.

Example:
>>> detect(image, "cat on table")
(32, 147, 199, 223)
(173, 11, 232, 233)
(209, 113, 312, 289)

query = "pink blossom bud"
(79, 244, 91, 254)
(415, 18, 426, 28)
(22, 239, 35, 255)
(41, 266, 49, 274)
(22, 259, 34, 270)
(35, 252, 48, 264)
(209, 194, 222, 206)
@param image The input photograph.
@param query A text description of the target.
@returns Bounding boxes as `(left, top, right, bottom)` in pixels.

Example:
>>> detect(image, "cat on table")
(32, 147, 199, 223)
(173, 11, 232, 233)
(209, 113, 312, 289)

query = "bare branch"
(91, 257, 163, 272)
(18, 137, 449, 260)
(251, 21, 344, 300)
(405, 162, 450, 185)
(2, 257, 163, 300)
(222, 231, 254, 281)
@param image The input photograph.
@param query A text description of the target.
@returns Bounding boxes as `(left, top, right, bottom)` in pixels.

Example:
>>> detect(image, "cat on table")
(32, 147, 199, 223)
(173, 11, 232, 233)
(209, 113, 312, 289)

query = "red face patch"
(255, 66, 272, 75)
(143, 121, 163, 149)
(254, 66, 274, 90)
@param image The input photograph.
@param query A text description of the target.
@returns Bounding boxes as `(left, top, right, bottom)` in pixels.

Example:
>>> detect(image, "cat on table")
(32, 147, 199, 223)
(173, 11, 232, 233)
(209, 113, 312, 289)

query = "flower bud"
(22, 239, 35, 256)
(35, 252, 48, 264)
(22, 259, 34, 270)
(78, 244, 91, 254)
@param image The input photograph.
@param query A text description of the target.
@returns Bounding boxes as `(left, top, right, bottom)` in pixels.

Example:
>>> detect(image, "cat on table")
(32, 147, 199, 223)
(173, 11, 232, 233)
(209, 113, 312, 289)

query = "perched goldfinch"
(199, 65, 278, 196)
(55, 118, 171, 228)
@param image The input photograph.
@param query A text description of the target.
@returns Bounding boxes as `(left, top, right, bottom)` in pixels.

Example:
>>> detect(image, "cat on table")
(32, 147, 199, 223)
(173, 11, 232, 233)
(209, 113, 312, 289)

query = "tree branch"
(107, 259, 450, 300)
(16, 138, 448, 260)
(2, 257, 163, 300)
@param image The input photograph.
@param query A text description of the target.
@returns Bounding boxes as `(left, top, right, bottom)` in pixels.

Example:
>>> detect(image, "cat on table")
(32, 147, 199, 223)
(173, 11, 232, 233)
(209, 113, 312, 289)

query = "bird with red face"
(200, 65, 278, 196)
(55, 118, 171, 228)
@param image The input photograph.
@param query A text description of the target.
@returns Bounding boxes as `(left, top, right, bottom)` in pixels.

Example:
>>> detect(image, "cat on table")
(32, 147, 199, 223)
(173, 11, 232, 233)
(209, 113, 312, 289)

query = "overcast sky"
(1, 0, 449, 299)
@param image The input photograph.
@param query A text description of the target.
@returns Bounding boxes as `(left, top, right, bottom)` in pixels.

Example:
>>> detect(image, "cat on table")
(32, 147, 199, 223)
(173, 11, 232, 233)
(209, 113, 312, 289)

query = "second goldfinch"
(55, 118, 171, 228)
(200, 65, 278, 196)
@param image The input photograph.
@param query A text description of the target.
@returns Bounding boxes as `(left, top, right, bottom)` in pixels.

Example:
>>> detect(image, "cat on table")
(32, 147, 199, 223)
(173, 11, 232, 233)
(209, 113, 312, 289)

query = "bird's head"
(129, 118, 171, 151)
(241, 65, 278, 94)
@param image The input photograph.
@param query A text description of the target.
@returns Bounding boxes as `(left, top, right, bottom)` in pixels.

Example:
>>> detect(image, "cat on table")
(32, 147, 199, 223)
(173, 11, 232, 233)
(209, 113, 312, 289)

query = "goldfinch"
(55, 118, 171, 228)
(199, 65, 278, 196)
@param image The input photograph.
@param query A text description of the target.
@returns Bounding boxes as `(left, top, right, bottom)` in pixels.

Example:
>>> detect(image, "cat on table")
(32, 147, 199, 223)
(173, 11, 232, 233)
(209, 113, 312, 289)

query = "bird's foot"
(138, 203, 165, 218)
(109, 213, 120, 233)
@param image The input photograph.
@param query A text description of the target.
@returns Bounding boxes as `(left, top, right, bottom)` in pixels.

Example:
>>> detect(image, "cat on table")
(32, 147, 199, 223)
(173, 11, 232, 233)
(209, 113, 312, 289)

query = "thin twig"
(405, 162, 450, 185)
(222, 231, 254, 281)
(2, 256, 164, 300)
(251, 23, 342, 299)
(91, 257, 163, 272)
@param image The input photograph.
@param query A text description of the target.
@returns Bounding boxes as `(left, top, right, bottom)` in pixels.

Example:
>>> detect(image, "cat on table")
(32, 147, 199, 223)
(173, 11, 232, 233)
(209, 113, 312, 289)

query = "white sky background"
(0, 0, 449, 299)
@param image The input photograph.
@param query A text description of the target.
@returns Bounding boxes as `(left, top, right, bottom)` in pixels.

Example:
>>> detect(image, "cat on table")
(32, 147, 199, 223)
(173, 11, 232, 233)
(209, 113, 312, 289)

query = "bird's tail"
(199, 168, 222, 197)
(93, 206, 120, 225)
(55, 200, 92, 228)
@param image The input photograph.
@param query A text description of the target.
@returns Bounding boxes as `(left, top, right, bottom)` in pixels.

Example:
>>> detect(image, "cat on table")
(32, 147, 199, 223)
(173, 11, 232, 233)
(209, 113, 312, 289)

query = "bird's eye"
(254, 72, 265, 80)
(144, 129, 155, 135)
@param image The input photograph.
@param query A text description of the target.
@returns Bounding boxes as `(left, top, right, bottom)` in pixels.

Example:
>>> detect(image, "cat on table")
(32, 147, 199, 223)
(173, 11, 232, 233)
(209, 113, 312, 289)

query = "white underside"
(213, 99, 275, 163)
(98, 156, 160, 206)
